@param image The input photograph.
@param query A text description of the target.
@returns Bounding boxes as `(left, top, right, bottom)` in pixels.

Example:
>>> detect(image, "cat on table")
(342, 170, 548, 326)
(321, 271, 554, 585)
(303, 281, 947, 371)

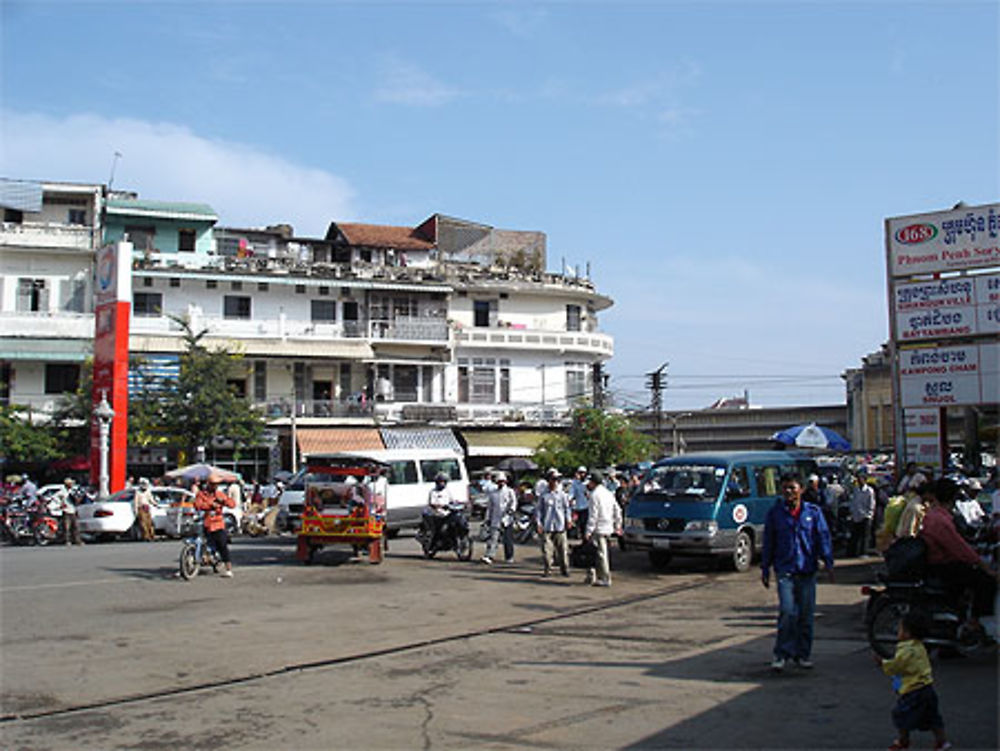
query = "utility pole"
(646, 362, 668, 453)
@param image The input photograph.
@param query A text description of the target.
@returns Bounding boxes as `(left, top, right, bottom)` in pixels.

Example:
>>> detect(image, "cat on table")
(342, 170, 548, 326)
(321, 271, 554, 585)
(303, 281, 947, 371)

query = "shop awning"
(460, 430, 561, 458)
(297, 428, 385, 458)
(379, 427, 463, 453)
(0, 337, 91, 361)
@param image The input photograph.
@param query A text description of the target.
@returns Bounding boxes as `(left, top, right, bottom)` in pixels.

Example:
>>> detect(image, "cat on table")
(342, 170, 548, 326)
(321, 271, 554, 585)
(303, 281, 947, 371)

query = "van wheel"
(648, 550, 672, 569)
(732, 530, 753, 572)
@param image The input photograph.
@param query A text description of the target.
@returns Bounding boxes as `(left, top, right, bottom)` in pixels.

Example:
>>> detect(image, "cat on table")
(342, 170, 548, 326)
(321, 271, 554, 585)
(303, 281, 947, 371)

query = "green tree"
(0, 405, 61, 463)
(150, 316, 266, 462)
(533, 407, 658, 473)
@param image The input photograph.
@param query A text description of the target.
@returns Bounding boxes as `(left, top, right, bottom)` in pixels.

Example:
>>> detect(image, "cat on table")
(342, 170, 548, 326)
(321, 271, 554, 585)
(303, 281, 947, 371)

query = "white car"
(78, 487, 194, 541)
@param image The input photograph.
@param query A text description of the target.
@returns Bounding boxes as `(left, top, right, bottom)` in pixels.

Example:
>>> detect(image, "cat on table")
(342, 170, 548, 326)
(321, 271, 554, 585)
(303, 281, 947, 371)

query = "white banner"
(887, 204, 1000, 277)
(903, 408, 942, 473)
(900, 344, 982, 407)
(893, 272, 1000, 341)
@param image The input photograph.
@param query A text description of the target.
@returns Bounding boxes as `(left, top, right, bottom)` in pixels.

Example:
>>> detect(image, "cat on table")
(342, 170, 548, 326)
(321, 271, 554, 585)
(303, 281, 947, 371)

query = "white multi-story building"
(1, 179, 614, 477)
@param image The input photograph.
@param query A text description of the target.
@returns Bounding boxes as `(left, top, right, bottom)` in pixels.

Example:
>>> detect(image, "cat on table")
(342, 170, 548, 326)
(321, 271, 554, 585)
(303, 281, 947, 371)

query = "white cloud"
(490, 7, 549, 38)
(0, 111, 356, 237)
(372, 54, 461, 106)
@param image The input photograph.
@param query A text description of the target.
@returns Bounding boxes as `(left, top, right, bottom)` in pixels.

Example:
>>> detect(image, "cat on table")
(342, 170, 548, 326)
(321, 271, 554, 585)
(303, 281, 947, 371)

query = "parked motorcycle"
(1, 501, 35, 545)
(417, 503, 473, 561)
(31, 506, 61, 546)
(178, 513, 223, 580)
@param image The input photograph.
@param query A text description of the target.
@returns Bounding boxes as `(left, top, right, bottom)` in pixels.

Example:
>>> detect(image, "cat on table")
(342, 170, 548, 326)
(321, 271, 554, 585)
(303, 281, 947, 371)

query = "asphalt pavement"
(1, 535, 996, 750)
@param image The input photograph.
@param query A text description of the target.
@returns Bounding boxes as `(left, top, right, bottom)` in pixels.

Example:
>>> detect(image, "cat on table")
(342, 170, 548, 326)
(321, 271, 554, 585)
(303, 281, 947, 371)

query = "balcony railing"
(0, 222, 95, 251)
(455, 327, 613, 355)
(257, 398, 373, 419)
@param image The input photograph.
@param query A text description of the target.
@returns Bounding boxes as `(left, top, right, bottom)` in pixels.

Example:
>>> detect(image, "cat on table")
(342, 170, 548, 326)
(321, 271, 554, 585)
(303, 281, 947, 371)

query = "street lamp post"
(94, 391, 115, 500)
(668, 412, 692, 456)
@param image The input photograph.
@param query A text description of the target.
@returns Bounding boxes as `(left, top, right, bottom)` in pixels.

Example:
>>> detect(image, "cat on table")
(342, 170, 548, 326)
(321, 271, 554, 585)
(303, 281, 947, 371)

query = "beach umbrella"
(163, 463, 239, 484)
(770, 423, 851, 451)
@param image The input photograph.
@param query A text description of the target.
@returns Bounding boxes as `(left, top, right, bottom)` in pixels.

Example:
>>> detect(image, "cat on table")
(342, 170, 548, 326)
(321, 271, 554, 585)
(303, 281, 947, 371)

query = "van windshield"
(639, 464, 726, 502)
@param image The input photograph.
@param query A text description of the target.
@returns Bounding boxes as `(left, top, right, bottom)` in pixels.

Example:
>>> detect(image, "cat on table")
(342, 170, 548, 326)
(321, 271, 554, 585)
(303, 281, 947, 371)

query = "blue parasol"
(770, 423, 851, 451)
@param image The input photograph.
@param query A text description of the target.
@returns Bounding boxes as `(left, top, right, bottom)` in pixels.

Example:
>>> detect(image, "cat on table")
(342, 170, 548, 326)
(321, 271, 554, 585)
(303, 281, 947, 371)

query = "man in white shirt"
(481, 472, 517, 565)
(53, 477, 83, 546)
(848, 474, 876, 557)
(535, 468, 572, 577)
(584, 471, 623, 586)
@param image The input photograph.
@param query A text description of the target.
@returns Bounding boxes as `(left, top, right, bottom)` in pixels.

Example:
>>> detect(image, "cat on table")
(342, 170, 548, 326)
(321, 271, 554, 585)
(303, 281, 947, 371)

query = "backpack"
(570, 539, 598, 569)
(884, 536, 927, 581)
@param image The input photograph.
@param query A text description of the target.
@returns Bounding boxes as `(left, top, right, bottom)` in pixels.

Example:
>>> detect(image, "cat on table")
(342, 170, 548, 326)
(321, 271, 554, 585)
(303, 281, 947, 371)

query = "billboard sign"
(899, 342, 992, 408)
(903, 408, 943, 474)
(887, 204, 1000, 278)
(893, 271, 1000, 341)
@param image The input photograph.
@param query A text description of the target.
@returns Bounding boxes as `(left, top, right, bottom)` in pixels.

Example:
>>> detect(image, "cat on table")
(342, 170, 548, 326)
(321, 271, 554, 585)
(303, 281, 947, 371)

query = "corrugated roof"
(106, 199, 218, 221)
(297, 428, 384, 458)
(337, 223, 435, 252)
(380, 428, 462, 453)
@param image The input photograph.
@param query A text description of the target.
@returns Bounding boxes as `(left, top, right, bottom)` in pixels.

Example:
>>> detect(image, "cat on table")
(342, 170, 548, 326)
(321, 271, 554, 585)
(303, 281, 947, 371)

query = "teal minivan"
(622, 451, 817, 572)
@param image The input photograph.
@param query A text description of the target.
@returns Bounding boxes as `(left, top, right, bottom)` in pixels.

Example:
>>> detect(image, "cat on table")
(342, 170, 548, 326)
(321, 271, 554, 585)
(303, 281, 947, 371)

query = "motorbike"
(1, 500, 35, 545)
(863, 567, 996, 659)
(31, 504, 61, 546)
(239, 506, 269, 537)
(510, 500, 536, 544)
(417, 502, 473, 561)
(178, 513, 224, 580)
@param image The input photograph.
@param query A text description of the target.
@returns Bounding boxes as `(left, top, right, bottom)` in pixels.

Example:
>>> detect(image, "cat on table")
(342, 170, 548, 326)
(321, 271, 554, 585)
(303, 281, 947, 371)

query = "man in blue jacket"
(761, 473, 834, 672)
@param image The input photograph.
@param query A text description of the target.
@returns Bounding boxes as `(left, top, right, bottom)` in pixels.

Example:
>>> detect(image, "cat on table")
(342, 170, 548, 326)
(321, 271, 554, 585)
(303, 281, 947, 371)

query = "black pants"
(206, 528, 231, 563)
(848, 519, 871, 557)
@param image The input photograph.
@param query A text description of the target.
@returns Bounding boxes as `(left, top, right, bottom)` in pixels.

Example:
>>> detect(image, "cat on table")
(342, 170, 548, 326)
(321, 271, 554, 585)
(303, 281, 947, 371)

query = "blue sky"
(3, 1, 998, 410)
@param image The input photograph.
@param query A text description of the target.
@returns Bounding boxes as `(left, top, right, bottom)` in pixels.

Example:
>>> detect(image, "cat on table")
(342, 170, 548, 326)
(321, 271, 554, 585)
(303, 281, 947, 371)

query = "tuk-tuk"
(295, 457, 387, 565)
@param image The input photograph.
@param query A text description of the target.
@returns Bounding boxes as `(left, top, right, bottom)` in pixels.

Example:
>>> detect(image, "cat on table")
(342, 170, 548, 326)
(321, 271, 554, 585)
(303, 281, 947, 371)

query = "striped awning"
(460, 430, 560, 458)
(297, 428, 385, 458)
(379, 427, 462, 453)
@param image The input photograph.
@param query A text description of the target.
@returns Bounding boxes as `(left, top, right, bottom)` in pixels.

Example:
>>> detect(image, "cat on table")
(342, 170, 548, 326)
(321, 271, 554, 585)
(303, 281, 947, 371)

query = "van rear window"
(388, 461, 418, 485)
(420, 458, 461, 482)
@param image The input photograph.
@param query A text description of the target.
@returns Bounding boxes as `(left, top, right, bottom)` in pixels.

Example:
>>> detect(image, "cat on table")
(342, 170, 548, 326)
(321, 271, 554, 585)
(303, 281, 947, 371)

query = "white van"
(302, 449, 470, 535)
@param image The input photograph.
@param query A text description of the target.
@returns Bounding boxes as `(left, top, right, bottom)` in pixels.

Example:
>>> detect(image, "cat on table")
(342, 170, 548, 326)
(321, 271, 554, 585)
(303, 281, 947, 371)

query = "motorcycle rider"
(920, 478, 998, 635)
(424, 472, 455, 549)
(193, 476, 236, 577)
(481, 471, 517, 565)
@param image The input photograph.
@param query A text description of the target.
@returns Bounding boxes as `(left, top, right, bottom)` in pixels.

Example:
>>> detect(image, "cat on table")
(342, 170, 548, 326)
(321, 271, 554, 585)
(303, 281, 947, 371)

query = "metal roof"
(106, 199, 218, 222)
(380, 427, 463, 453)
(297, 428, 385, 458)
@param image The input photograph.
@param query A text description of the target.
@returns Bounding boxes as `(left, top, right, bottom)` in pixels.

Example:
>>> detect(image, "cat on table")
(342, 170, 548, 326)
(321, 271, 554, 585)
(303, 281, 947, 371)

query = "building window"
(318, 286, 330, 296)
(473, 299, 496, 328)
(178, 228, 196, 252)
(458, 366, 469, 403)
(339, 362, 352, 400)
(565, 361, 588, 400)
(67, 208, 86, 225)
(422, 365, 433, 402)
(500, 362, 510, 403)
(44, 363, 80, 394)
(4, 208, 24, 223)
(206, 279, 217, 289)
(254, 360, 267, 401)
(16, 278, 47, 312)
(566, 304, 582, 332)
(258, 282, 269, 292)
(169, 277, 180, 288)
(311, 300, 336, 322)
(224, 296, 251, 319)
(231, 281, 243, 291)
(295, 284, 306, 294)
(227, 379, 247, 398)
(133, 292, 163, 317)
(125, 225, 156, 254)
(142, 277, 153, 288)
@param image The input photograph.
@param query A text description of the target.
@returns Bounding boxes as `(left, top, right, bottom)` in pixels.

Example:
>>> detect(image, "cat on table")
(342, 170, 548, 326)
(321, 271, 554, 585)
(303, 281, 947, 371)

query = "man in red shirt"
(920, 478, 997, 623)
(194, 475, 236, 578)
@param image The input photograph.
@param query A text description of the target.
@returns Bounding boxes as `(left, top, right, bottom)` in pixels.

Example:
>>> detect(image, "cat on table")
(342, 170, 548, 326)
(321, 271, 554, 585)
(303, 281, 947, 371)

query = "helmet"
(434, 472, 449, 484)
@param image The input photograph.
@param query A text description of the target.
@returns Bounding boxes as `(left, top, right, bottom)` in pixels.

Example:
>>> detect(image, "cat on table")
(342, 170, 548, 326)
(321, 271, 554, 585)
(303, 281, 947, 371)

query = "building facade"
(1, 179, 614, 478)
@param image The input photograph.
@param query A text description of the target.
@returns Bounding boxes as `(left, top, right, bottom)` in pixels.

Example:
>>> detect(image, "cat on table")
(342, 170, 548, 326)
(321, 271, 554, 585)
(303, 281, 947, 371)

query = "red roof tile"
(297, 428, 385, 458)
(336, 222, 435, 251)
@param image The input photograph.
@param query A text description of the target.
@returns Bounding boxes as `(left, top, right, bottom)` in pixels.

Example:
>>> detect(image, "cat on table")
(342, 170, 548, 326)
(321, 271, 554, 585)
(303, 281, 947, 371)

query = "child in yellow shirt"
(873, 610, 951, 751)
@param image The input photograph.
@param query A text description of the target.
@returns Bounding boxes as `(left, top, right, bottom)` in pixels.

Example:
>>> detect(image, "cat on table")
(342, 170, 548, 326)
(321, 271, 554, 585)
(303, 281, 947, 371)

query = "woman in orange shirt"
(194, 476, 236, 578)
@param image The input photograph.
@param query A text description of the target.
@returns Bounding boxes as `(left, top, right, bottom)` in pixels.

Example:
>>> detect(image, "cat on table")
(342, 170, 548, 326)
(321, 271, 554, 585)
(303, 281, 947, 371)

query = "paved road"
(1, 536, 996, 750)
